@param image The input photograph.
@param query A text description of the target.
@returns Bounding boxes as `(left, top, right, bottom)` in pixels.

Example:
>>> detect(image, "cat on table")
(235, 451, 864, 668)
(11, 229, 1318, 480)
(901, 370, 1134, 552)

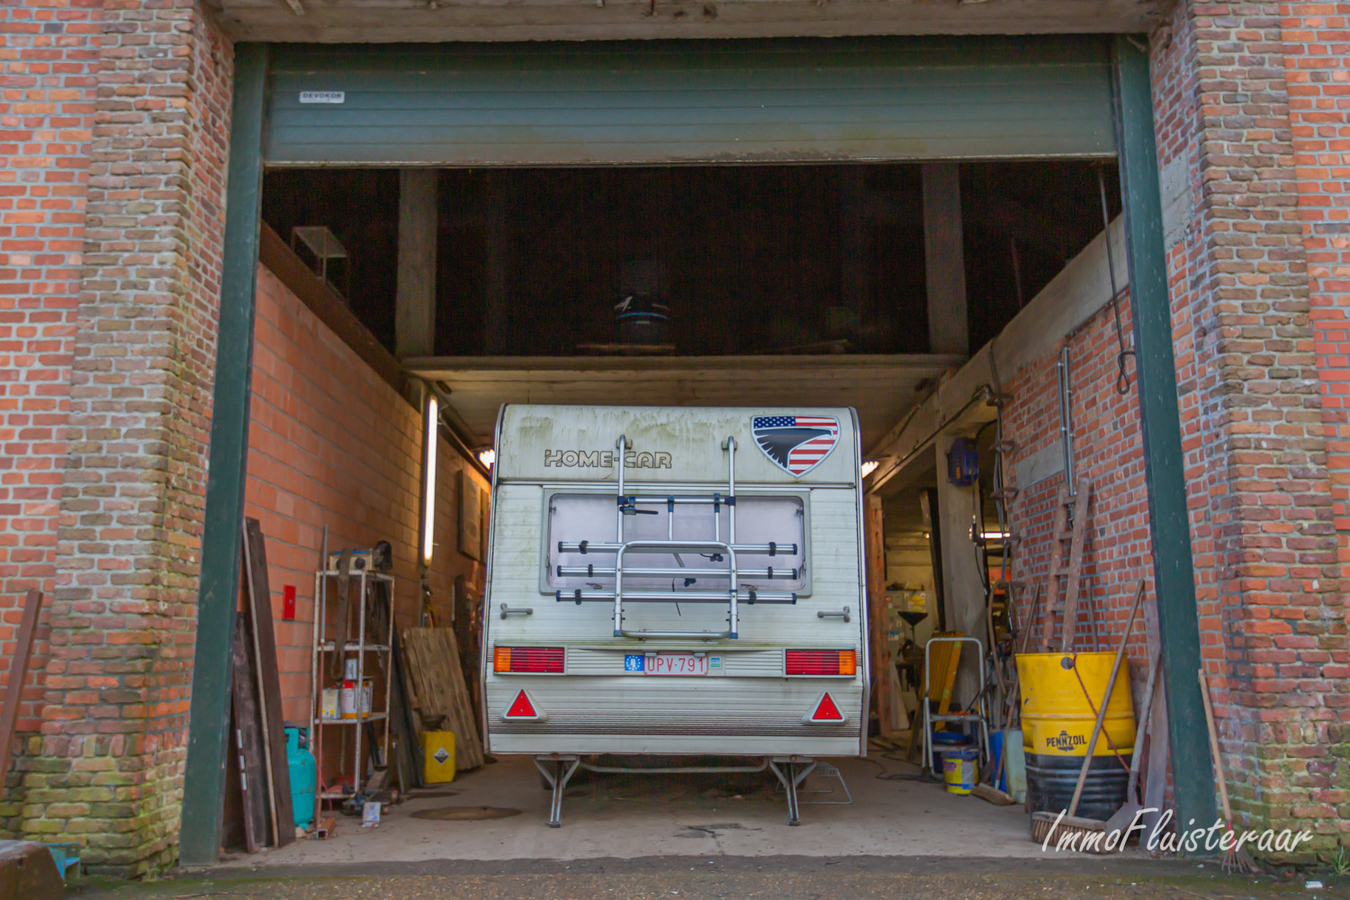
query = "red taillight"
(494, 646, 564, 674)
(786, 649, 856, 676)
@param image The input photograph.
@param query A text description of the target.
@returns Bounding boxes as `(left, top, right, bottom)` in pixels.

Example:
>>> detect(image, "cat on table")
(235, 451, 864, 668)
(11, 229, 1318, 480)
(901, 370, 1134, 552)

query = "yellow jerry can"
(422, 731, 456, 783)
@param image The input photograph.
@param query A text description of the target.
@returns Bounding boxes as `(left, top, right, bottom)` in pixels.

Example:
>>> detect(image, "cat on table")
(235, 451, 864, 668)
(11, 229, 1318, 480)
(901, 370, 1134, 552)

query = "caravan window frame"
(537, 486, 814, 598)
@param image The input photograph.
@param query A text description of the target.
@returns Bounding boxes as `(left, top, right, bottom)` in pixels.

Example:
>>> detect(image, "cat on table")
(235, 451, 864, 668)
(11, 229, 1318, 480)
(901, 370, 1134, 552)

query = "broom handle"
(1198, 668, 1233, 823)
(1004, 584, 1042, 726)
(1128, 647, 1160, 800)
(1066, 580, 1145, 817)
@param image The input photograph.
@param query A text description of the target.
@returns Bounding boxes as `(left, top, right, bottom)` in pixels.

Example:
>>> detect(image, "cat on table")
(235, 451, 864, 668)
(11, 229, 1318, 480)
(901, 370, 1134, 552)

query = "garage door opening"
(224, 154, 1122, 858)
(263, 161, 1117, 361)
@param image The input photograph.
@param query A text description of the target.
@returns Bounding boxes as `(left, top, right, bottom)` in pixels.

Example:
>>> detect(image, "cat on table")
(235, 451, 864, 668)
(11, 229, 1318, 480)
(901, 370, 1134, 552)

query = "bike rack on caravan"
(536, 433, 819, 825)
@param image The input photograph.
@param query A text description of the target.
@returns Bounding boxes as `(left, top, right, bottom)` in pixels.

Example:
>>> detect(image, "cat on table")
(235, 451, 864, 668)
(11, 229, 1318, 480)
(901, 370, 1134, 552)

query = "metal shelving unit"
(309, 567, 395, 804)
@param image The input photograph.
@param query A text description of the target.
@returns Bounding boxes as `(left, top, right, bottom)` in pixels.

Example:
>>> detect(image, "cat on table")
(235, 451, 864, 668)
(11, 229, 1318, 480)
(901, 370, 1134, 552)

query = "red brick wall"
(1148, 0, 1345, 858)
(1285, 3, 1350, 588)
(245, 264, 487, 727)
(8, 0, 235, 876)
(0, 0, 100, 810)
(1004, 296, 1157, 664)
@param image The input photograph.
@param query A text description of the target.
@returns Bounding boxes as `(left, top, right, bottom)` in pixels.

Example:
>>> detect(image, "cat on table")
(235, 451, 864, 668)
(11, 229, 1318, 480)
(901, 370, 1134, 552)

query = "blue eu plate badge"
(624, 654, 645, 672)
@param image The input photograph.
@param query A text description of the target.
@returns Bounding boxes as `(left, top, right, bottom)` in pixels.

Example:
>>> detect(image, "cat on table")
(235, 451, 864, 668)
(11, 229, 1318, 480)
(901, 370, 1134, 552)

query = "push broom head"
(1030, 810, 1113, 854)
(972, 783, 1016, 806)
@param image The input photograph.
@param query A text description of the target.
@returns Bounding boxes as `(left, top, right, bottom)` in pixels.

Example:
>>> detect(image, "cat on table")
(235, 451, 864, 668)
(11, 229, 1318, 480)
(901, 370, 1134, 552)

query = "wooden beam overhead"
(935, 434, 984, 702)
(405, 354, 960, 451)
(396, 169, 438, 359)
(216, 0, 1162, 43)
(406, 353, 960, 378)
(922, 163, 968, 357)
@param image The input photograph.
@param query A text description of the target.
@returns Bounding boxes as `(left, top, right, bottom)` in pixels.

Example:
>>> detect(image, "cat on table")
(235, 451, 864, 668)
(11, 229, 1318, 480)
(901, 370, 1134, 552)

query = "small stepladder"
(918, 635, 991, 776)
(1039, 478, 1092, 652)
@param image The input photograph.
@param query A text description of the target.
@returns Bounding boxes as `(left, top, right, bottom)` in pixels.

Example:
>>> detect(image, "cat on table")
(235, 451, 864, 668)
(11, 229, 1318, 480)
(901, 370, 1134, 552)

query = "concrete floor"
(220, 752, 1063, 867)
(79, 867, 1340, 900)
(78, 868, 1333, 900)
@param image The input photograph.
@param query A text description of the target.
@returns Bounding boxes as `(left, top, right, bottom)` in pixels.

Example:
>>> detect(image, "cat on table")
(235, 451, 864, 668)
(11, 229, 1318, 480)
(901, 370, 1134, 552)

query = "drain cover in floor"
(410, 805, 522, 821)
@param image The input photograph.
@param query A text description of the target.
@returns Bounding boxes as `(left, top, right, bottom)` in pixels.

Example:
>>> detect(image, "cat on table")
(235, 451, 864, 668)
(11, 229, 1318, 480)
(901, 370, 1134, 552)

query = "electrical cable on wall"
(1097, 167, 1134, 396)
(986, 335, 1014, 639)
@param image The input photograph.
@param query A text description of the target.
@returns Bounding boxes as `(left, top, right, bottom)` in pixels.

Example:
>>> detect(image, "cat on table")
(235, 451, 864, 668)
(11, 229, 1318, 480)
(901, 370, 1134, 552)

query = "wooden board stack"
(229, 518, 297, 852)
(401, 627, 485, 771)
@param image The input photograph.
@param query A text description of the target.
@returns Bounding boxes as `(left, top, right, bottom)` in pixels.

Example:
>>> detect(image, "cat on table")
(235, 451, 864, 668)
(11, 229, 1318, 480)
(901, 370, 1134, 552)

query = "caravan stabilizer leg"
(535, 755, 580, 828)
(768, 756, 817, 826)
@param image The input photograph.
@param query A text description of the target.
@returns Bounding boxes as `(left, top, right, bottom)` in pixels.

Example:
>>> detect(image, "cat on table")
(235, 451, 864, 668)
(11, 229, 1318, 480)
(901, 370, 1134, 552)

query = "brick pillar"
(0, 0, 99, 839)
(1151, 0, 1343, 859)
(28, 0, 233, 876)
(1282, 0, 1350, 851)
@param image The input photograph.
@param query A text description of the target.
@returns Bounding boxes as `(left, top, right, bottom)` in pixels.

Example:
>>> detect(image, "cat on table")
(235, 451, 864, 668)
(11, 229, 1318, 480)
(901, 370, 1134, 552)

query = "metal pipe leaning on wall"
(1058, 346, 1077, 497)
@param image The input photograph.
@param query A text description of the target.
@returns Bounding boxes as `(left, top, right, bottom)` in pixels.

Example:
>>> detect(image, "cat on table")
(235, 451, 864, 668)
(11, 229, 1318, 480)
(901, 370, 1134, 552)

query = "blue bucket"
(930, 730, 972, 771)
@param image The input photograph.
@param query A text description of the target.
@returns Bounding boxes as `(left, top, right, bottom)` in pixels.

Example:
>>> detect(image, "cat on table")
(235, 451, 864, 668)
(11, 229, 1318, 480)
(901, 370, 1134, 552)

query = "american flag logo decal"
(751, 415, 840, 477)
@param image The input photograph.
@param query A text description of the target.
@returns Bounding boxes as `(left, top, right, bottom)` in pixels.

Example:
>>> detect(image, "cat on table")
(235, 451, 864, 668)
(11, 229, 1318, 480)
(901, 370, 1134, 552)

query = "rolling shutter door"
(265, 36, 1114, 166)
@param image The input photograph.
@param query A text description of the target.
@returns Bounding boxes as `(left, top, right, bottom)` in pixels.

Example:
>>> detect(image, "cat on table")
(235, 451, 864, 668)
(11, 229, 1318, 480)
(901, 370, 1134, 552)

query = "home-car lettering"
(544, 449, 673, 469)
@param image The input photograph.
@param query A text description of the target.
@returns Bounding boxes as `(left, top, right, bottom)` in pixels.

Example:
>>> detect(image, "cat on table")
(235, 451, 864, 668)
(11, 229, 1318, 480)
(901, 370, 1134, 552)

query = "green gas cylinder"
(285, 724, 317, 831)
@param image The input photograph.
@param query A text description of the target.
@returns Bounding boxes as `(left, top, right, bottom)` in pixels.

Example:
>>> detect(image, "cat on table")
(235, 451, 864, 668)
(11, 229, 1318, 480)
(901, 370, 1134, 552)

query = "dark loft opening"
(261, 162, 1120, 357)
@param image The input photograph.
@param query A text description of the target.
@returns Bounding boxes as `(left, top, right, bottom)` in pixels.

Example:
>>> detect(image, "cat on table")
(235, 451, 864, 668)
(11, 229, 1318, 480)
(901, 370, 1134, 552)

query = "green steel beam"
(1112, 35, 1217, 835)
(180, 42, 269, 868)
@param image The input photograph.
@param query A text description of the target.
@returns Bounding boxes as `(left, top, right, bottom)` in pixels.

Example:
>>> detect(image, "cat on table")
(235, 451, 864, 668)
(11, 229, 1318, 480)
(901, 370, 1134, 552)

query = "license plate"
(631, 653, 708, 676)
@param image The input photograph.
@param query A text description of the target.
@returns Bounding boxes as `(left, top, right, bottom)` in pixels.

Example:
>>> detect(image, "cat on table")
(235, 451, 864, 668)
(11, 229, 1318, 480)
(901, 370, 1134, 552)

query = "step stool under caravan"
(481, 405, 870, 826)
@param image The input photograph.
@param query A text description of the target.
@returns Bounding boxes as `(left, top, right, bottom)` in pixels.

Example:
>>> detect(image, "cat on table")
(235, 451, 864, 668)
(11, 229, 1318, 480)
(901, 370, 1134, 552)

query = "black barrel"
(1024, 752, 1130, 822)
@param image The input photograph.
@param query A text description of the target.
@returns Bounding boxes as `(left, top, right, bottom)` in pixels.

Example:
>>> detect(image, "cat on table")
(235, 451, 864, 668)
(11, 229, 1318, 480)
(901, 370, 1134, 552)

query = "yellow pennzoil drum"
(1017, 652, 1135, 820)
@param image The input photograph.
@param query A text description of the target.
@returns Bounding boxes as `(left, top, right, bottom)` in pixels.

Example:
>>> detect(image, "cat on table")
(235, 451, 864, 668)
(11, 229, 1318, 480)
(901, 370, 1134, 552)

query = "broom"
(1030, 581, 1145, 848)
(972, 734, 1015, 806)
(1101, 645, 1161, 839)
(1198, 669, 1259, 874)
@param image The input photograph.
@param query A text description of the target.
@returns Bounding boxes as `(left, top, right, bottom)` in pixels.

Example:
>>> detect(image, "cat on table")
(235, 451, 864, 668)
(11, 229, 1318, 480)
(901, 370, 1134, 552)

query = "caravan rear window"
(546, 493, 807, 593)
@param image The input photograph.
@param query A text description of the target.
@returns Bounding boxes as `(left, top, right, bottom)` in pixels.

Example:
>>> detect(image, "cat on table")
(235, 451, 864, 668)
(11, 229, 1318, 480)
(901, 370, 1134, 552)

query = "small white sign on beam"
(299, 91, 345, 104)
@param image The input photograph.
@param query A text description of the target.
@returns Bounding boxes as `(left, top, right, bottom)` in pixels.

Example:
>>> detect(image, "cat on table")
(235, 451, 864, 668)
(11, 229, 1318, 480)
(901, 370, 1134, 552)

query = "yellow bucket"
(422, 730, 456, 784)
(941, 749, 978, 794)
(1016, 652, 1135, 758)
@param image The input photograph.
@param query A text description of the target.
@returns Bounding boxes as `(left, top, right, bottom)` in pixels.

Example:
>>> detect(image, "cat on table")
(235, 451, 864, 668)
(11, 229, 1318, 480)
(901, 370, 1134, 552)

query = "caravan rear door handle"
(501, 604, 534, 619)
(817, 607, 850, 623)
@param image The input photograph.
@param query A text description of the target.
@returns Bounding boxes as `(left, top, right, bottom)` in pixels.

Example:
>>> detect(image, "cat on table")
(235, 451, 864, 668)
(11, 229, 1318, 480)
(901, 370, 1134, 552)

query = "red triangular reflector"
(506, 690, 537, 719)
(812, 693, 843, 721)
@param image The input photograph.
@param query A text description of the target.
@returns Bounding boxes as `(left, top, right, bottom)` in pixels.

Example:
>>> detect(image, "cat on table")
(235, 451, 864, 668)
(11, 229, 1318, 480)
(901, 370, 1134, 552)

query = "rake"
(1198, 669, 1259, 874)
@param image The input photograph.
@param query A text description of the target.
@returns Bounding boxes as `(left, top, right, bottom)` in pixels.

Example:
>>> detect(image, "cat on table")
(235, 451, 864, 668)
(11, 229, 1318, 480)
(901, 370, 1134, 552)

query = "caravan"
(481, 405, 869, 825)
